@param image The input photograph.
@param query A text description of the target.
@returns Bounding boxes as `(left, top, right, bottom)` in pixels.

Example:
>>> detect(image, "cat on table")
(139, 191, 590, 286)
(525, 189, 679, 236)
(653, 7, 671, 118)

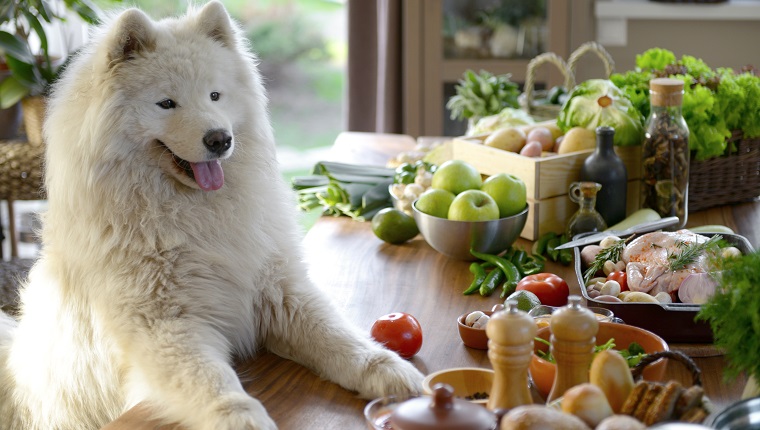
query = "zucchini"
(605, 209, 661, 232)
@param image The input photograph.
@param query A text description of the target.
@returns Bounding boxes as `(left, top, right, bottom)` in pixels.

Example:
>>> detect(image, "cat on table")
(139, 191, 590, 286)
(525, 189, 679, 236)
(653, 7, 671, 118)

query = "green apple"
(448, 190, 499, 221)
(415, 188, 456, 219)
(431, 160, 482, 195)
(481, 173, 527, 218)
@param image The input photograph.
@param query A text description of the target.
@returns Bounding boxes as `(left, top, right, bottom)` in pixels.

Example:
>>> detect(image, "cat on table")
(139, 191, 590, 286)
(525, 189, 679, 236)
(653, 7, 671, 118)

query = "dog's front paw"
(356, 349, 424, 399)
(200, 393, 277, 430)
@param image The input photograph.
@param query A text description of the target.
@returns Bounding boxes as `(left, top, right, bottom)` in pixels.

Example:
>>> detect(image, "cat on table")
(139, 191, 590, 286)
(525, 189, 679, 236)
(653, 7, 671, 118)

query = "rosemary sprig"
(668, 235, 723, 271)
(583, 238, 629, 284)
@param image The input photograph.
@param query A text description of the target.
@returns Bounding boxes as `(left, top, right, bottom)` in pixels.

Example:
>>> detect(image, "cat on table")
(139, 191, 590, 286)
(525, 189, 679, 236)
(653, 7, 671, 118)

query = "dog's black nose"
(203, 129, 232, 155)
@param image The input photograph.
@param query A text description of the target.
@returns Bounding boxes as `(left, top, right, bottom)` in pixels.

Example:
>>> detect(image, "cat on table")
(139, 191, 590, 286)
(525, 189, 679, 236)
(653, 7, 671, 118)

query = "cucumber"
(690, 225, 735, 234)
(605, 209, 661, 232)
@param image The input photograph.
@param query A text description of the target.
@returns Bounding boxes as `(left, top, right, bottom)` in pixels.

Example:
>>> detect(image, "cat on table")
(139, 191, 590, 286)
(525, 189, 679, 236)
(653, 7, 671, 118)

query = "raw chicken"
(621, 230, 712, 302)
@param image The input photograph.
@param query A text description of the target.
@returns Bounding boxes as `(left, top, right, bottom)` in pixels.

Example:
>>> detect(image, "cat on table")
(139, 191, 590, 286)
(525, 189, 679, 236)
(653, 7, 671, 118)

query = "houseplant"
(0, 0, 118, 144)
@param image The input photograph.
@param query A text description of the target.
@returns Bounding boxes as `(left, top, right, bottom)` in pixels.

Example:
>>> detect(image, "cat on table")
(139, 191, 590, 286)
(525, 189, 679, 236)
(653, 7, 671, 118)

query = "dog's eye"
(156, 99, 177, 109)
(210, 92, 220, 101)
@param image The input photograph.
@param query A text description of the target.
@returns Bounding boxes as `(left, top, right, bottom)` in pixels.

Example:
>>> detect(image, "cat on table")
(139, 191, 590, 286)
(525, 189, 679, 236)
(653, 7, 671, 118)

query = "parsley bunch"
(697, 251, 760, 382)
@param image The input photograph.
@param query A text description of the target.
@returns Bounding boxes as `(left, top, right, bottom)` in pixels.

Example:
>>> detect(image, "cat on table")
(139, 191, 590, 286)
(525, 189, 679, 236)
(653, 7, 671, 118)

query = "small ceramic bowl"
(421, 367, 495, 406)
(364, 393, 418, 430)
(529, 321, 669, 400)
(457, 310, 493, 350)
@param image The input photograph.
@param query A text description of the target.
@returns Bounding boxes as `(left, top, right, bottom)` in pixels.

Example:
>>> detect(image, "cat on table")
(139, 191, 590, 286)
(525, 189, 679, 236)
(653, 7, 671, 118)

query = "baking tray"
(573, 232, 754, 343)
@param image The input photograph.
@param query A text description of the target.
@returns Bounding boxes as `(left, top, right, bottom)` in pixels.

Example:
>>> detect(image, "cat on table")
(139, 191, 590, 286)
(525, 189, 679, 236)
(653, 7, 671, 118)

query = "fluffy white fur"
(0, 2, 423, 429)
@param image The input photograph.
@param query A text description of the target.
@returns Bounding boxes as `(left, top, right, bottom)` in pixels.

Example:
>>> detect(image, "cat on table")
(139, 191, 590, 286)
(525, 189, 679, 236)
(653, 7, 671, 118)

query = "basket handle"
(523, 52, 575, 110)
(631, 350, 703, 387)
(567, 41, 615, 78)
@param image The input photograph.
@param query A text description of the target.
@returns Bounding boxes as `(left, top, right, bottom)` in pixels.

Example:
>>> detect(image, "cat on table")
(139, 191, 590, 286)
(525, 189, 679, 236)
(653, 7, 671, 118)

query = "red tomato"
(607, 271, 629, 292)
(515, 273, 570, 307)
(370, 312, 423, 359)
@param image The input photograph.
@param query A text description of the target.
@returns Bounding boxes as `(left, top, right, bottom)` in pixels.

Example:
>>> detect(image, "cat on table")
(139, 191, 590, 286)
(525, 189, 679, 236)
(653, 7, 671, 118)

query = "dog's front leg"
(264, 285, 424, 400)
(119, 320, 277, 430)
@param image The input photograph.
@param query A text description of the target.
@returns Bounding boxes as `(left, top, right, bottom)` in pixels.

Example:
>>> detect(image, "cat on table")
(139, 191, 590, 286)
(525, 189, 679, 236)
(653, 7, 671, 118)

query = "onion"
(678, 273, 718, 304)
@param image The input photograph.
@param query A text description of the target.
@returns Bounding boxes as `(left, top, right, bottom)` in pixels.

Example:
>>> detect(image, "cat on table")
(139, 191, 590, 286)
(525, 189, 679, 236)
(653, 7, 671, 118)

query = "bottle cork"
(546, 295, 598, 403)
(649, 77, 684, 107)
(485, 300, 537, 411)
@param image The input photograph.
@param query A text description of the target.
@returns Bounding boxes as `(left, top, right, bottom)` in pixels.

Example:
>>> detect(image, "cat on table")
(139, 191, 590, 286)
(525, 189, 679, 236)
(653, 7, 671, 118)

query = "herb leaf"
(697, 251, 760, 382)
(583, 238, 629, 284)
(668, 235, 722, 271)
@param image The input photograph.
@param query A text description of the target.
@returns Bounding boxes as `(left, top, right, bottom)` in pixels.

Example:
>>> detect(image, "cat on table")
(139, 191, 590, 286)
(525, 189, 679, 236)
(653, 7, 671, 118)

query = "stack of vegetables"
(446, 69, 535, 135)
(292, 161, 395, 221)
(610, 48, 760, 161)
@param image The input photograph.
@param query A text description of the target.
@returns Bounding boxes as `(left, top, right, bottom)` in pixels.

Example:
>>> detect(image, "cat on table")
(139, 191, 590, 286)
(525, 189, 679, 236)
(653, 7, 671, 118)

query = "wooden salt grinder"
(546, 295, 598, 403)
(486, 300, 536, 411)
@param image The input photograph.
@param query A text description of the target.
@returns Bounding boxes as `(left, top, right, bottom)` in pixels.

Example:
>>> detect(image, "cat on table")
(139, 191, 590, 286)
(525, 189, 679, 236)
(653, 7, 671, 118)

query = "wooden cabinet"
(402, 0, 571, 137)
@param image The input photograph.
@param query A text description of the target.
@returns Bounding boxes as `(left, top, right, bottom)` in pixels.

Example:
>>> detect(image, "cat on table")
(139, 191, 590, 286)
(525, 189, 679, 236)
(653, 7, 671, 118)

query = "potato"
(558, 127, 596, 154)
(526, 127, 554, 151)
(553, 135, 564, 153)
(622, 292, 660, 303)
(580, 245, 603, 268)
(485, 127, 526, 152)
(520, 141, 543, 157)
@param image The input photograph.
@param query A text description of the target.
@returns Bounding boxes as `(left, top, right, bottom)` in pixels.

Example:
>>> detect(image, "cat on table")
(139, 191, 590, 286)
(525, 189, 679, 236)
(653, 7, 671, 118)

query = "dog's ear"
(195, 0, 235, 47)
(106, 9, 156, 68)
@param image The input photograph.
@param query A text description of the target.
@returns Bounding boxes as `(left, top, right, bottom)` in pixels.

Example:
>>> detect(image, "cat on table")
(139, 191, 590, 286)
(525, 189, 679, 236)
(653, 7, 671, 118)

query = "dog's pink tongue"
(190, 160, 224, 191)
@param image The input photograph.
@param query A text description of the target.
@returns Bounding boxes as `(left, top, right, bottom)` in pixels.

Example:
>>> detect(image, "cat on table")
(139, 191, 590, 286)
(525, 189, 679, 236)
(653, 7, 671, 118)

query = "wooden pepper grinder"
(486, 300, 536, 411)
(547, 295, 598, 403)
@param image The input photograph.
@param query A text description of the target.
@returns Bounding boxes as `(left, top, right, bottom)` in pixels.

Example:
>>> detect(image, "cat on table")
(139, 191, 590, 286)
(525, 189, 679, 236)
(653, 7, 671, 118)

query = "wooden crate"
(426, 138, 643, 240)
(523, 180, 641, 241)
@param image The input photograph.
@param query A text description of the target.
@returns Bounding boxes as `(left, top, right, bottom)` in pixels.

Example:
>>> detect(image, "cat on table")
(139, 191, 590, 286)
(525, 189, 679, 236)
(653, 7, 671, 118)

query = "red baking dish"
(573, 232, 754, 343)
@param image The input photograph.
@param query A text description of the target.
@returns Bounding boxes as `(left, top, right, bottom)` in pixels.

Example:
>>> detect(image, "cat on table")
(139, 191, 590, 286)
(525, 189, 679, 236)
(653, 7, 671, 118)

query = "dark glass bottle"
(641, 78, 690, 228)
(580, 126, 628, 226)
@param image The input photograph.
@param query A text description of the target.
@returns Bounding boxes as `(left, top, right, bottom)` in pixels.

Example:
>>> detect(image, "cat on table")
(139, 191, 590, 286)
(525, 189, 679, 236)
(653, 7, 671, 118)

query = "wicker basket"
(519, 52, 575, 121)
(688, 131, 760, 211)
(567, 41, 615, 80)
(520, 42, 615, 121)
(20, 96, 46, 147)
(628, 350, 713, 425)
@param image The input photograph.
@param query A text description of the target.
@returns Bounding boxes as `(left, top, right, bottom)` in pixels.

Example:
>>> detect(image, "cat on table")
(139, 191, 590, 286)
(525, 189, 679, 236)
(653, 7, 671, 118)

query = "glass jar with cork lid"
(641, 78, 690, 228)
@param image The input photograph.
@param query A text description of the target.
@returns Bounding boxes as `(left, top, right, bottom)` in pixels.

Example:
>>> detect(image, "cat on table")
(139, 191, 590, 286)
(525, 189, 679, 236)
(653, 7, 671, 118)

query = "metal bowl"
(707, 396, 760, 429)
(412, 201, 528, 260)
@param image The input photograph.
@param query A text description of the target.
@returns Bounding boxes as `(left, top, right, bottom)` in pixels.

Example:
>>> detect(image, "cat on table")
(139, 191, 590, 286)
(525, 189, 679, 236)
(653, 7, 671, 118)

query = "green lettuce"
(635, 48, 676, 71)
(557, 79, 645, 146)
(612, 47, 760, 160)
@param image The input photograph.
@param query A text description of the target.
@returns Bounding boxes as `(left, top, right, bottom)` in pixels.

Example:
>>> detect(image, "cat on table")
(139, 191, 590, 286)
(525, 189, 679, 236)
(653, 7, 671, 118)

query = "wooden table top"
(105, 132, 759, 429)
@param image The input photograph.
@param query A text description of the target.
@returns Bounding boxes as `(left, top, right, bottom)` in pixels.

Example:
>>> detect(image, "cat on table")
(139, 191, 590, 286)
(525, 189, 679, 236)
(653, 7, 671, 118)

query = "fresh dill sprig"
(668, 235, 723, 271)
(583, 238, 628, 284)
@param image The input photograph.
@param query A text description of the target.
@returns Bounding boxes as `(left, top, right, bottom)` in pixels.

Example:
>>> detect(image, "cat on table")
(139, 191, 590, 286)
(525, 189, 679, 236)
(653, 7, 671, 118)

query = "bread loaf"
(561, 383, 614, 428)
(589, 349, 635, 413)
(500, 405, 590, 430)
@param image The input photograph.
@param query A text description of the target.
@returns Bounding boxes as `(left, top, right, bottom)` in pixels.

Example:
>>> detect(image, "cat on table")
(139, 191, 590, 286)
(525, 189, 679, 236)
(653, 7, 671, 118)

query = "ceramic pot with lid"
(390, 383, 496, 430)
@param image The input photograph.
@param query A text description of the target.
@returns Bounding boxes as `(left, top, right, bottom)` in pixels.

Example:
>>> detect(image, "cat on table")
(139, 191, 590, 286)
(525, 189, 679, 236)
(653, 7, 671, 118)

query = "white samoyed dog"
(0, 2, 423, 429)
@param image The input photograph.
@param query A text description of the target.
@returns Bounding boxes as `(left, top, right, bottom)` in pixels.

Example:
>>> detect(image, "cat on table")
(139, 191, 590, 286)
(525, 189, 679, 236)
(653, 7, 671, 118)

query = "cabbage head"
(557, 79, 645, 146)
